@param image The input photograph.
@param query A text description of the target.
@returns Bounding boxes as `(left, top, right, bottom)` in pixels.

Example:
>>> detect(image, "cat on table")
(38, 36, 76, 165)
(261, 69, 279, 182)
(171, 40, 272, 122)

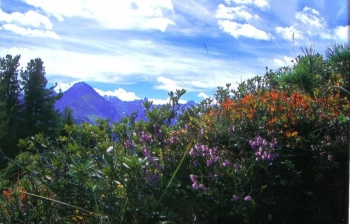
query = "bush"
(1, 44, 349, 223)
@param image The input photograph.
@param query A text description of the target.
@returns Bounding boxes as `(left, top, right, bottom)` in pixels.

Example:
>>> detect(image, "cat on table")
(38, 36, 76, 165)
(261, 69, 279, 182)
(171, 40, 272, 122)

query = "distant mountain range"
(55, 82, 196, 124)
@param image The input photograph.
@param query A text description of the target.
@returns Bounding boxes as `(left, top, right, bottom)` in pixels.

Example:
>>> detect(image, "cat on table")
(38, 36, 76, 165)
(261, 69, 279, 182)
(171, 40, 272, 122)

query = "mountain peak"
(55, 82, 122, 123)
(65, 82, 96, 96)
(72, 81, 90, 88)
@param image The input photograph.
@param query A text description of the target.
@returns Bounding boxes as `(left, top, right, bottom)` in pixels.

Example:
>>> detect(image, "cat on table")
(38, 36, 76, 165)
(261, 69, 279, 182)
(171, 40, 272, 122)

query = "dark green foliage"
(277, 46, 324, 96)
(325, 42, 350, 94)
(0, 55, 22, 168)
(0, 55, 64, 170)
(0, 43, 348, 223)
(20, 58, 63, 138)
(62, 106, 75, 126)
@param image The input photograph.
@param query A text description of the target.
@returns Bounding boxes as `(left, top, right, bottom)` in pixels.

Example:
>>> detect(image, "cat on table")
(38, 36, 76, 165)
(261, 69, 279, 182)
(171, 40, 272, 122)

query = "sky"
(0, 0, 349, 104)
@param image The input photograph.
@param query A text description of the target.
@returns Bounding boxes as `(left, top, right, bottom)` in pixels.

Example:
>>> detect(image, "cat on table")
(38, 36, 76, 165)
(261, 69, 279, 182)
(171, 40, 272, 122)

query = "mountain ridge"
(55, 82, 196, 124)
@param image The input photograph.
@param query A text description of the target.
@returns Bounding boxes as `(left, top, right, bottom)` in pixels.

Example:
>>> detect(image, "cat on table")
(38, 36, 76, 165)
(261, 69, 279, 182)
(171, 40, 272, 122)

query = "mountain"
(55, 82, 122, 124)
(55, 82, 197, 124)
(104, 96, 148, 122)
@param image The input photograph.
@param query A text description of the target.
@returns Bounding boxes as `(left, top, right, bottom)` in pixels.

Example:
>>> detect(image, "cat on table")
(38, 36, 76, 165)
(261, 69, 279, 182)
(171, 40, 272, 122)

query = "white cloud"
(156, 76, 181, 91)
(197, 92, 209, 99)
(218, 20, 272, 40)
(279, 6, 339, 41)
(56, 81, 82, 92)
(226, 0, 269, 9)
(156, 76, 210, 92)
(3, 43, 232, 91)
(271, 56, 293, 68)
(215, 1, 271, 40)
(2, 24, 60, 39)
(149, 98, 187, 105)
(275, 25, 304, 40)
(215, 4, 259, 21)
(0, 9, 59, 39)
(24, 0, 175, 31)
(189, 81, 207, 88)
(334, 25, 349, 41)
(0, 9, 53, 29)
(295, 7, 325, 29)
(94, 88, 141, 101)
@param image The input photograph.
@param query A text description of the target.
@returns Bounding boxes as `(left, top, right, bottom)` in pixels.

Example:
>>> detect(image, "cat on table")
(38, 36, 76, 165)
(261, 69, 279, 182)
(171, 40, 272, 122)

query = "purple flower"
(221, 159, 230, 167)
(124, 140, 136, 149)
(232, 195, 238, 201)
(140, 131, 152, 143)
(244, 196, 252, 201)
(199, 184, 208, 191)
(190, 174, 202, 190)
(232, 126, 235, 132)
(190, 174, 196, 182)
(145, 170, 160, 186)
(189, 149, 195, 157)
(250, 136, 279, 162)
(153, 124, 164, 139)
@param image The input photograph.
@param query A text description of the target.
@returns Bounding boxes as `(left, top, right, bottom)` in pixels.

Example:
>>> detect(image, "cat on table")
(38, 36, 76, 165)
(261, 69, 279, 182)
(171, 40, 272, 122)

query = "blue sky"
(0, 0, 348, 104)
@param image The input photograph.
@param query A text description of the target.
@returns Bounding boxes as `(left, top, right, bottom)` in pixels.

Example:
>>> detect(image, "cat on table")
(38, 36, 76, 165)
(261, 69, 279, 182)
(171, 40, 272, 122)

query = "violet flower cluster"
(153, 124, 164, 140)
(249, 136, 278, 162)
(140, 131, 153, 144)
(232, 195, 252, 202)
(189, 144, 221, 167)
(141, 146, 162, 186)
(190, 174, 207, 191)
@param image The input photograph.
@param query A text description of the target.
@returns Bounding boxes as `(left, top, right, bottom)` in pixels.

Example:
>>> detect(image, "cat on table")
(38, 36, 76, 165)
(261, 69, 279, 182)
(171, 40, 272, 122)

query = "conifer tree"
(62, 106, 75, 126)
(0, 55, 22, 168)
(20, 58, 62, 138)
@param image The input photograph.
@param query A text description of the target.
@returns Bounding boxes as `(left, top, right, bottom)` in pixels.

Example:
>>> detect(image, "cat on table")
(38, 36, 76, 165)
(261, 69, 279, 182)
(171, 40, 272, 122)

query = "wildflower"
(145, 170, 160, 186)
(190, 174, 199, 190)
(153, 124, 164, 139)
(124, 140, 136, 149)
(198, 184, 208, 191)
(221, 159, 230, 167)
(3, 188, 13, 199)
(140, 131, 152, 144)
(244, 196, 252, 201)
(18, 188, 26, 200)
(141, 147, 154, 163)
(232, 195, 238, 201)
(190, 174, 196, 182)
(250, 136, 278, 162)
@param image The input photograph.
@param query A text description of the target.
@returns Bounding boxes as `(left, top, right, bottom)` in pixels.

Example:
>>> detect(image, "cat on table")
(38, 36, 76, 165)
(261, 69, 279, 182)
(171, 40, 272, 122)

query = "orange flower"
(19, 188, 27, 200)
(242, 93, 252, 104)
(209, 110, 216, 116)
(3, 188, 13, 199)
(221, 97, 233, 109)
(270, 90, 278, 101)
